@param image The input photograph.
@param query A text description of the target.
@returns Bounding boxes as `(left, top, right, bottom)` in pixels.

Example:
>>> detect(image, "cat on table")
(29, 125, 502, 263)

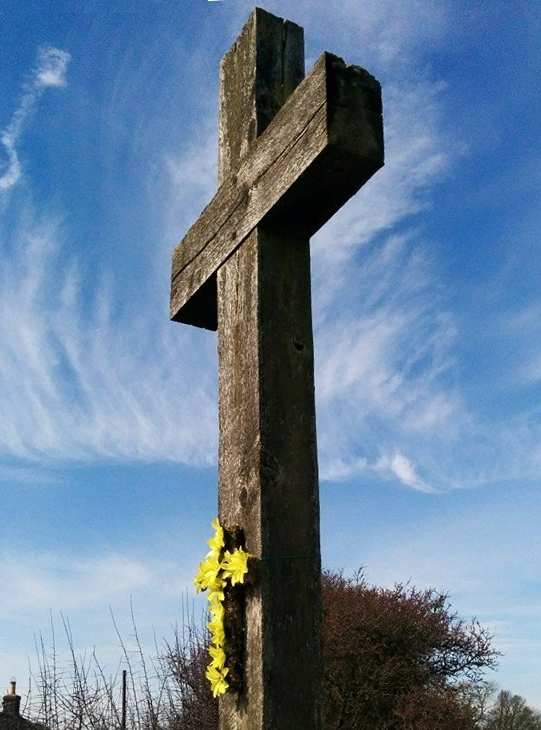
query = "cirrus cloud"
(0, 46, 71, 193)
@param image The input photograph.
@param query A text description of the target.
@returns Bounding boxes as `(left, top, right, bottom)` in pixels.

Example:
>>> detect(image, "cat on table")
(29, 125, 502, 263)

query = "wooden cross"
(170, 8, 383, 729)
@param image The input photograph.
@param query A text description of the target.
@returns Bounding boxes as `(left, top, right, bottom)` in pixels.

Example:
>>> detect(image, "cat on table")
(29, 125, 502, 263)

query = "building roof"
(0, 714, 45, 729)
(0, 682, 46, 730)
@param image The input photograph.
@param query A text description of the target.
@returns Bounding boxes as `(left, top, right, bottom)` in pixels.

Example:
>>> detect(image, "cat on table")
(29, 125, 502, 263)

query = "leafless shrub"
(25, 598, 217, 730)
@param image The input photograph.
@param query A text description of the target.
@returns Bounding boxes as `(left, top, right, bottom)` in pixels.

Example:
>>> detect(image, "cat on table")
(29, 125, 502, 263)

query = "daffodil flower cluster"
(194, 518, 251, 697)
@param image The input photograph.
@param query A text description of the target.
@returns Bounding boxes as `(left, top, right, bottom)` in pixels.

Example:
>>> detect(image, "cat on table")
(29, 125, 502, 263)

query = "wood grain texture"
(170, 49, 383, 329)
(218, 8, 304, 186)
(218, 228, 321, 730)
(216, 8, 321, 729)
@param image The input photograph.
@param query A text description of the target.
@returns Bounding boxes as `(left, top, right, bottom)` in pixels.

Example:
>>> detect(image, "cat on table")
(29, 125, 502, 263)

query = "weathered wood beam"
(216, 8, 320, 728)
(170, 51, 383, 329)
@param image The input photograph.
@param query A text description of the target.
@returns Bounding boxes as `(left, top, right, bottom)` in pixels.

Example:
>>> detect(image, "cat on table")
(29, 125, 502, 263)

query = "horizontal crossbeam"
(170, 51, 383, 330)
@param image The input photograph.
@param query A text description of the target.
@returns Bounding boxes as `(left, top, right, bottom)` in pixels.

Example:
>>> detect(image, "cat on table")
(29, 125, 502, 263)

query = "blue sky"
(1, 0, 540, 709)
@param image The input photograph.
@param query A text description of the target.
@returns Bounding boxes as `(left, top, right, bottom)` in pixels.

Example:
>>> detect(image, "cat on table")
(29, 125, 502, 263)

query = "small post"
(121, 669, 127, 730)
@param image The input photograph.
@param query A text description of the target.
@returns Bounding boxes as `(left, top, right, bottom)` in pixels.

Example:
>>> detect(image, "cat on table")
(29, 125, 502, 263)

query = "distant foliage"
(483, 690, 541, 730)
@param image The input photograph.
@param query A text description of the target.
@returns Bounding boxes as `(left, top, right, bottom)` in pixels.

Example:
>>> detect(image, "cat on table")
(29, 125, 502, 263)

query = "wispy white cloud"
(0, 47, 70, 192)
(34, 47, 70, 89)
(499, 302, 541, 385)
(0, 208, 217, 466)
(313, 228, 459, 488)
(0, 553, 153, 616)
(162, 122, 218, 248)
(0, 4, 465, 493)
(1, 3, 540, 499)
(376, 451, 434, 493)
(0, 56, 218, 469)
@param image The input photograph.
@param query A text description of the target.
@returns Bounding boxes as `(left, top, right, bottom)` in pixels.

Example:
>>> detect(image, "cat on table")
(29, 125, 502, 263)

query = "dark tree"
(484, 690, 541, 730)
(321, 569, 497, 729)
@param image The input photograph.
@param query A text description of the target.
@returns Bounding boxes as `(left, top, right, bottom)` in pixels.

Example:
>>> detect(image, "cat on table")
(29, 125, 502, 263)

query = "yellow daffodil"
(209, 644, 227, 669)
(221, 547, 251, 586)
(208, 617, 225, 646)
(194, 552, 222, 593)
(208, 517, 225, 554)
(209, 593, 225, 614)
(209, 601, 224, 622)
(194, 517, 252, 697)
(205, 664, 229, 697)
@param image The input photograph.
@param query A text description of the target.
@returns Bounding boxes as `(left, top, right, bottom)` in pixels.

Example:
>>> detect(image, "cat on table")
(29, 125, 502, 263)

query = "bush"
(321, 569, 497, 729)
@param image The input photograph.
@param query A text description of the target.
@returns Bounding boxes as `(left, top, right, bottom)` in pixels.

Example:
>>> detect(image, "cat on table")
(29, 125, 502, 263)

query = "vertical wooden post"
(217, 9, 321, 730)
(121, 669, 127, 730)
